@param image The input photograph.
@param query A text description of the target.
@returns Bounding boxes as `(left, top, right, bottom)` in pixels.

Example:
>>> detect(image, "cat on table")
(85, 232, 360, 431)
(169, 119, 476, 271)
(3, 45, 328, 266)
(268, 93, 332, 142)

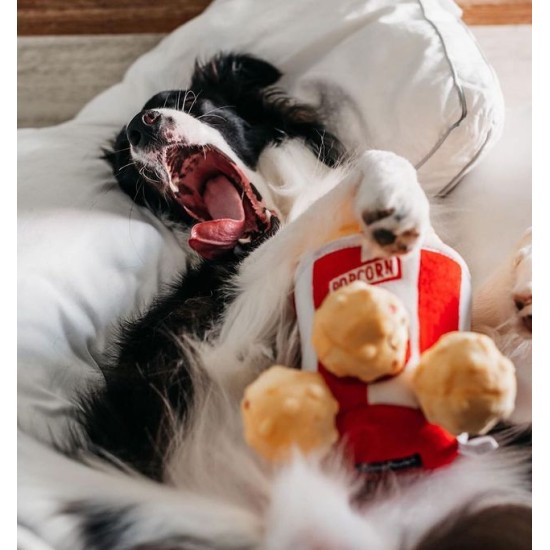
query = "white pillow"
(289, 0, 505, 196)
(18, 0, 505, 443)
(77, 0, 504, 196)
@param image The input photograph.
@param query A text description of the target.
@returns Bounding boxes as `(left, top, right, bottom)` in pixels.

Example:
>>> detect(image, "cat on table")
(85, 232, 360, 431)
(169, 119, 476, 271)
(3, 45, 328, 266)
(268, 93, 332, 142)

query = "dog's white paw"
(353, 150, 430, 256)
(511, 229, 532, 334)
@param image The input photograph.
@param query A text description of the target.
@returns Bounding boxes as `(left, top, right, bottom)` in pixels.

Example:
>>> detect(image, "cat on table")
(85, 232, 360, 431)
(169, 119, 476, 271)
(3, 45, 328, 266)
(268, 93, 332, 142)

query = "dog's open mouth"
(165, 145, 276, 259)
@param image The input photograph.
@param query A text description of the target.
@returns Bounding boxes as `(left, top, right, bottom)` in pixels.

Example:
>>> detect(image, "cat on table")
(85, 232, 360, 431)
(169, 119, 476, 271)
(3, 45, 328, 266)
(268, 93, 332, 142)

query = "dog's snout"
(126, 110, 162, 148)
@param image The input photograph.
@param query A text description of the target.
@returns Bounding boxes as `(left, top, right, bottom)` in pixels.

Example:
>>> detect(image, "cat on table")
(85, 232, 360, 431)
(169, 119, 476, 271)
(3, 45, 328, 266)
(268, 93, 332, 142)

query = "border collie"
(62, 53, 531, 549)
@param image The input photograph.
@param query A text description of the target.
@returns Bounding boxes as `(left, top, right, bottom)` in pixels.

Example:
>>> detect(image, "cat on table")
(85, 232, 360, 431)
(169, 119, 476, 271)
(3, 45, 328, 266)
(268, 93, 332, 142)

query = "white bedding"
(17, 0, 531, 546)
(444, 25, 531, 282)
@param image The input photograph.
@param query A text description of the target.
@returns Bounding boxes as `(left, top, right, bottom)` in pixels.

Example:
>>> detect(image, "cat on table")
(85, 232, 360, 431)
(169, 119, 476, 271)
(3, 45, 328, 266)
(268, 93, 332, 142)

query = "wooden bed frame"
(18, 0, 532, 36)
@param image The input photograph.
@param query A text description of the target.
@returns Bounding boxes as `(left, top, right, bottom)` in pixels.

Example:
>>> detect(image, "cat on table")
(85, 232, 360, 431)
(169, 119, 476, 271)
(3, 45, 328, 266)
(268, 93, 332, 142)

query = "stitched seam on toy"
(414, 0, 467, 172)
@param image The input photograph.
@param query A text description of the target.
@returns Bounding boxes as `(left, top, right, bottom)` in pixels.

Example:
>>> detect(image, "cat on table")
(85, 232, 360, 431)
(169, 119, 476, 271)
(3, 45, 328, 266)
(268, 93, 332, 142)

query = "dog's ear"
(191, 52, 347, 168)
(190, 53, 282, 99)
(258, 90, 348, 167)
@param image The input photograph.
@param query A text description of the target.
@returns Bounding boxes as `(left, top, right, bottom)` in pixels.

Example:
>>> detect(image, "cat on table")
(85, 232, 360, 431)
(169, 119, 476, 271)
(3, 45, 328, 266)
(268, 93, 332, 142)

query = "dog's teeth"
(169, 182, 179, 193)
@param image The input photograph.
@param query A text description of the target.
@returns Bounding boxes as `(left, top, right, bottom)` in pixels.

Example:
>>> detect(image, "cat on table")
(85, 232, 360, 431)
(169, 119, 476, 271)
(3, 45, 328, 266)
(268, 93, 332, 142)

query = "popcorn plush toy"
(241, 229, 517, 475)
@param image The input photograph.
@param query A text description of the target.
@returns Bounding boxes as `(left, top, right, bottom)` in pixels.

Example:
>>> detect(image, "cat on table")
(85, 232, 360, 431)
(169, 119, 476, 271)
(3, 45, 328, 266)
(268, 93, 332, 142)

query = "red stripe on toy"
(418, 250, 462, 352)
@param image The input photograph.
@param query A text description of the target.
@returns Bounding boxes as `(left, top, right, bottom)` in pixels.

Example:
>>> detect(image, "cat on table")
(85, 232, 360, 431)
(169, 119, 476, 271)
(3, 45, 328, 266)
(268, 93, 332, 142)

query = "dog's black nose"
(126, 110, 162, 148)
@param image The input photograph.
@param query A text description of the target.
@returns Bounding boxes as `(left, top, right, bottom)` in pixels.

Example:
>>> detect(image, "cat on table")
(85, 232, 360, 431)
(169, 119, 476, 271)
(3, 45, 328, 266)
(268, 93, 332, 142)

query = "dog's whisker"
(196, 105, 234, 120)
(188, 90, 201, 114)
(112, 146, 132, 154)
(117, 161, 135, 173)
(196, 113, 227, 122)
(180, 90, 187, 113)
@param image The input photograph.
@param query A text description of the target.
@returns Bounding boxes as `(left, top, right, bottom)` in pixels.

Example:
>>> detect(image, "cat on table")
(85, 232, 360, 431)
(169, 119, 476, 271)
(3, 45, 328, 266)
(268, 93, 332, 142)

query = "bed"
(17, 0, 531, 547)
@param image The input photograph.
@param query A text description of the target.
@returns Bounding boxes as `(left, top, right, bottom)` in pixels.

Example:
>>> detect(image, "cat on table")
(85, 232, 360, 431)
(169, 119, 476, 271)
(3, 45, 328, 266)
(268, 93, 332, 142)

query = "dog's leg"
(207, 150, 430, 395)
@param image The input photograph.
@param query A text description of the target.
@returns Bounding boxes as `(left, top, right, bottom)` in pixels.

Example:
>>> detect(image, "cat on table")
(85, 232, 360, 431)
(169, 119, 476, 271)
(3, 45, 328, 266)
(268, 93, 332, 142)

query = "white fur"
(264, 451, 529, 550)
(202, 149, 429, 398)
(19, 136, 531, 549)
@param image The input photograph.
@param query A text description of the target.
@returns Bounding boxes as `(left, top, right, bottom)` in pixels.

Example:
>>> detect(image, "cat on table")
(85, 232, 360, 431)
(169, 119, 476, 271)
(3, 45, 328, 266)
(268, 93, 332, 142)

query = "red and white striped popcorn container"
(294, 230, 473, 475)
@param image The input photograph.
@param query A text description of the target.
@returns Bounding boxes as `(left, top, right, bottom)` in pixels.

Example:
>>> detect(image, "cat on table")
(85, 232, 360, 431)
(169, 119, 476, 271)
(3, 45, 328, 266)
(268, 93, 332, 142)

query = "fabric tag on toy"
(457, 433, 499, 456)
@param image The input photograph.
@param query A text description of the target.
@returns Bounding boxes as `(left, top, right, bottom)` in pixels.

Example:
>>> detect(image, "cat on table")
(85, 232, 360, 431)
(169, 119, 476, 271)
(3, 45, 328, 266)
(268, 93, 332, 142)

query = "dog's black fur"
(77, 53, 345, 482)
(77, 261, 238, 480)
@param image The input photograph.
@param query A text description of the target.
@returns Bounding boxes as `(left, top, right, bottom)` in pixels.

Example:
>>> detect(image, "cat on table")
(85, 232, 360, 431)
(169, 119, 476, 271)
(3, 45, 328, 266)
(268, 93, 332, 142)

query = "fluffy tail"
(19, 431, 262, 550)
(20, 427, 531, 550)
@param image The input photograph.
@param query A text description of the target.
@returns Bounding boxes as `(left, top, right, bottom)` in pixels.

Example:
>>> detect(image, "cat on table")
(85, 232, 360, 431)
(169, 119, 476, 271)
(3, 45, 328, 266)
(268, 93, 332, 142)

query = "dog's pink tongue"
(189, 175, 246, 259)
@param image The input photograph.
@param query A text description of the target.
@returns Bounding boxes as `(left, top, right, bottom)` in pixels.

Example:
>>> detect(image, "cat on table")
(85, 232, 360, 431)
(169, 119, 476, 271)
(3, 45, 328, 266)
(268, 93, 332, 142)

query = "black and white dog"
(66, 53, 531, 549)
